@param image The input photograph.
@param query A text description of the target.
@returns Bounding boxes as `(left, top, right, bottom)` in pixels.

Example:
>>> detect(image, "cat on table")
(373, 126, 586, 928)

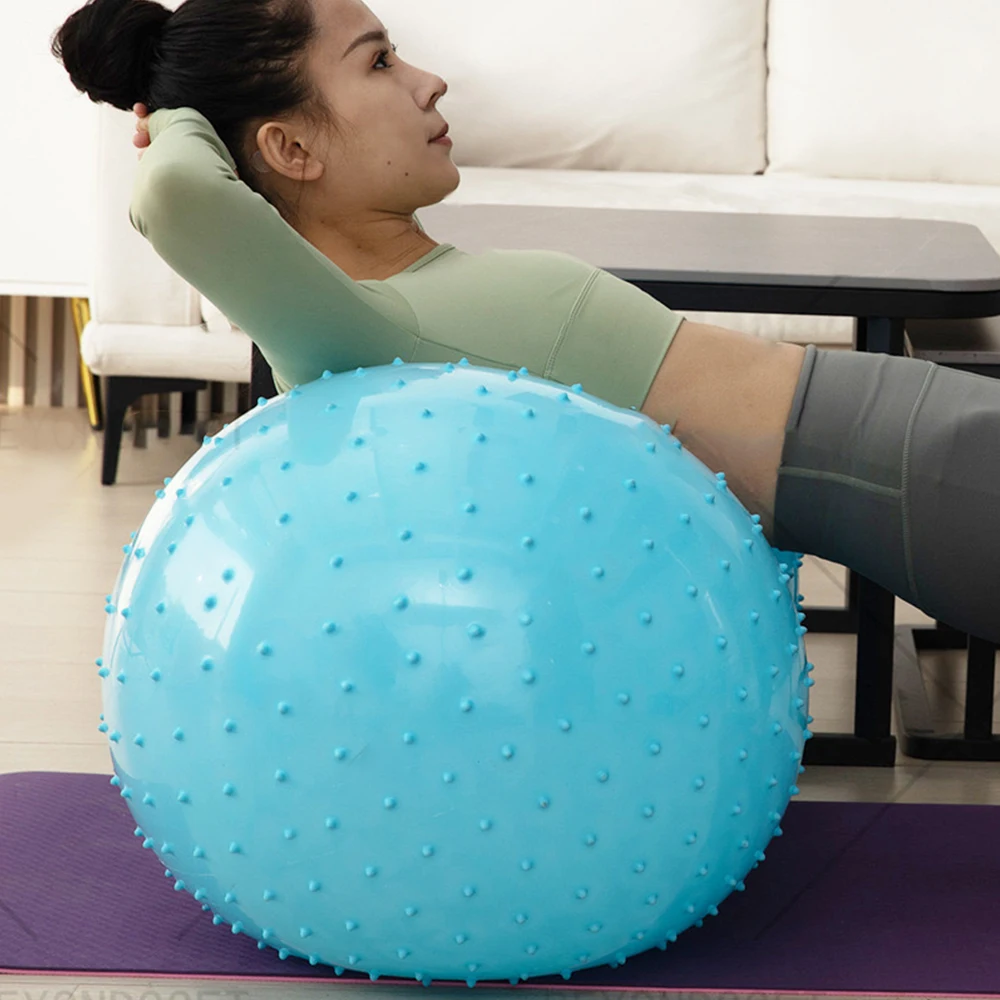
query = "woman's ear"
(255, 121, 325, 182)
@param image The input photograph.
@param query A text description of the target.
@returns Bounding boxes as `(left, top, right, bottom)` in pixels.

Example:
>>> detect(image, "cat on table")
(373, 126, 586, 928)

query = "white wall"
(1, 0, 98, 298)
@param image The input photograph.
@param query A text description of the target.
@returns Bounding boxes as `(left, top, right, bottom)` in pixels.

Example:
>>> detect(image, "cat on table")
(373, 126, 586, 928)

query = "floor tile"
(0, 690, 105, 745)
(797, 762, 929, 802)
(894, 761, 1000, 805)
(0, 741, 112, 776)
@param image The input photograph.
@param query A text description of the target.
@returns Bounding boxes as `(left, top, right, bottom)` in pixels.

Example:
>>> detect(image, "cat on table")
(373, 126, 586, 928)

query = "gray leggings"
(773, 345, 1000, 644)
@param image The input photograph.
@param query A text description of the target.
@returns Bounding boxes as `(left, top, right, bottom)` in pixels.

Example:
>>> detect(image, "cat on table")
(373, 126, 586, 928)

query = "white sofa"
(81, 0, 1000, 393)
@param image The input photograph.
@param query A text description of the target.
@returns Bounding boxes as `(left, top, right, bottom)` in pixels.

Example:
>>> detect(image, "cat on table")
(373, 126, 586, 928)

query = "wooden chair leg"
(100, 376, 208, 485)
(180, 390, 197, 434)
(101, 377, 131, 486)
(157, 392, 171, 438)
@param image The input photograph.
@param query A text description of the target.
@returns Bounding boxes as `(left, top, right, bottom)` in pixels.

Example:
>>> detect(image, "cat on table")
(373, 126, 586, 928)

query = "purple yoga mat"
(1, 771, 999, 996)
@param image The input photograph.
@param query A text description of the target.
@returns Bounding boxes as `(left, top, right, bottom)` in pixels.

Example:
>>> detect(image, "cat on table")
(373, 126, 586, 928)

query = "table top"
(421, 205, 1000, 291)
(418, 205, 1000, 318)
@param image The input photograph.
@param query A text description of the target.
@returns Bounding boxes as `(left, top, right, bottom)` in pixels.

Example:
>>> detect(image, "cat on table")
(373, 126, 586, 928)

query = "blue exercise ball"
(98, 359, 811, 986)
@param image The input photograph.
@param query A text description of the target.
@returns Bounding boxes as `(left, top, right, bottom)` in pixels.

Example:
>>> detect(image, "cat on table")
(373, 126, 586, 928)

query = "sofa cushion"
(767, 0, 1000, 186)
(373, 0, 768, 175)
(80, 320, 252, 381)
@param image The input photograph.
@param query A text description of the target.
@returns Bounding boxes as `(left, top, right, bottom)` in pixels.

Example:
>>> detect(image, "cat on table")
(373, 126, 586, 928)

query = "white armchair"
(80, 104, 271, 484)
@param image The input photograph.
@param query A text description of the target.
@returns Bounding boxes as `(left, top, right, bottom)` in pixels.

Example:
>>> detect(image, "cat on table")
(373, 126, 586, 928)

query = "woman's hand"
(132, 102, 151, 160)
(131, 102, 239, 178)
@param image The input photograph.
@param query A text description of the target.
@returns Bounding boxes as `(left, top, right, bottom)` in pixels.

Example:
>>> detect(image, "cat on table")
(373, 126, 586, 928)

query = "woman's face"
(258, 0, 460, 221)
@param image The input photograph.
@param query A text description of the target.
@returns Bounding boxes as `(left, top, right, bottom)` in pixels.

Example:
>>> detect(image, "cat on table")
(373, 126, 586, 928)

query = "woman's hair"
(52, 0, 343, 224)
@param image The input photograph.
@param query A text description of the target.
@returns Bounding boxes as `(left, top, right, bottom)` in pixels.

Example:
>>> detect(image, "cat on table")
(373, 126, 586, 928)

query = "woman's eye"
(374, 44, 398, 69)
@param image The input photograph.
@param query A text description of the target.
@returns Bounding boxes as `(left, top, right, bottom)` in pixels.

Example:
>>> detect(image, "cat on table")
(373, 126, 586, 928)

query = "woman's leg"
(639, 319, 808, 542)
(641, 321, 1000, 644)
(772, 345, 1000, 643)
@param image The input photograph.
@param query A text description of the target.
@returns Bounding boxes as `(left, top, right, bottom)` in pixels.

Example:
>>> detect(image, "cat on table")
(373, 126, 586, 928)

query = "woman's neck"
(300, 217, 439, 281)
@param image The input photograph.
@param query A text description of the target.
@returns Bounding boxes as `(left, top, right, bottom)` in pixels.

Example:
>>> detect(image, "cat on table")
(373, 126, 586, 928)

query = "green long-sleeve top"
(129, 107, 684, 410)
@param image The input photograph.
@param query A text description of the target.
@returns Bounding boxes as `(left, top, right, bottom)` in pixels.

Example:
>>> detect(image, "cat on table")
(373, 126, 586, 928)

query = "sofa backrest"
(766, 0, 1000, 185)
(374, 0, 768, 175)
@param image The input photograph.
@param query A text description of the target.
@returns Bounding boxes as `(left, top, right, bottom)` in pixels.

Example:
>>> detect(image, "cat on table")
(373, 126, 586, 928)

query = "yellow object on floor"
(70, 297, 101, 430)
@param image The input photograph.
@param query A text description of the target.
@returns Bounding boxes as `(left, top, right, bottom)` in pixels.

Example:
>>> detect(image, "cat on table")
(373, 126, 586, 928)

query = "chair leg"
(157, 393, 171, 438)
(180, 390, 197, 435)
(100, 375, 209, 485)
(133, 396, 148, 450)
(102, 377, 131, 486)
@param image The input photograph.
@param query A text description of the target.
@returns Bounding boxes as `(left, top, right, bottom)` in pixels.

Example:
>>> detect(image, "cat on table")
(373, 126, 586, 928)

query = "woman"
(54, 0, 1000, 642)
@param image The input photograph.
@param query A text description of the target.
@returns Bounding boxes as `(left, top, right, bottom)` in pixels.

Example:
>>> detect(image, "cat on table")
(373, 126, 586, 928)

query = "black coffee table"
(409, 204, 1000, 767)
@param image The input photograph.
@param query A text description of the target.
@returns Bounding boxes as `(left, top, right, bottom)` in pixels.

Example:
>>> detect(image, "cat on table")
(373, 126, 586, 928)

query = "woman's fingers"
(132, 103, 150, 160)
(133, 101, 150, 162)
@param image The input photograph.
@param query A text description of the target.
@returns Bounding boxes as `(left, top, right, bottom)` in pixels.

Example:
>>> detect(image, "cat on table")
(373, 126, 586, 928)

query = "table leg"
(802, 316, 903, 767)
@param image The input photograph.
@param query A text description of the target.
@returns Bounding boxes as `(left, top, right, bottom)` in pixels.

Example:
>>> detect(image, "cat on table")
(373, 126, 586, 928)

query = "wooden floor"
(2, 403, 998, 1000)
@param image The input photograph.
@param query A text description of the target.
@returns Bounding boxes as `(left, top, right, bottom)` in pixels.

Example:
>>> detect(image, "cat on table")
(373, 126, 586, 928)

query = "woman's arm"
(129, 107, 419, 389)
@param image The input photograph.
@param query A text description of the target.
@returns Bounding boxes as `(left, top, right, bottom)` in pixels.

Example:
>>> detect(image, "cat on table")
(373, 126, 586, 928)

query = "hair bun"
(52, 0, 171, 111)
